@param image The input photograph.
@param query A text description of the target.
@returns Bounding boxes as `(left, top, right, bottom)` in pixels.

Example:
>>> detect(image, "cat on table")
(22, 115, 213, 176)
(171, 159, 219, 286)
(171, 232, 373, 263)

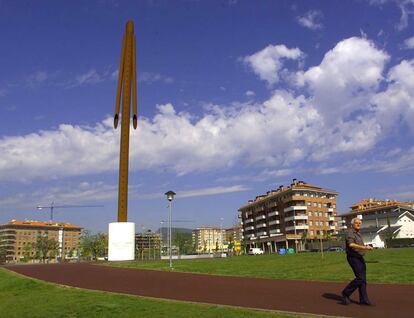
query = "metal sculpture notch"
(114, 20, 137, 222)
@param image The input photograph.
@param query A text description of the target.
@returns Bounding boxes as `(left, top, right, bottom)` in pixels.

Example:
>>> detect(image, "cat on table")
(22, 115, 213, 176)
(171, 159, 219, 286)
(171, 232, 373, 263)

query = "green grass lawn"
(0, 268, 303, 318)
(110, 248, 414, 284)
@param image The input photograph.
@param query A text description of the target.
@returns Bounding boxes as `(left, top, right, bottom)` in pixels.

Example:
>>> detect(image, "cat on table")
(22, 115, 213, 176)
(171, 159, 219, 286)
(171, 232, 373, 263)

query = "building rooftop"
(341, 201, 413, 217)
(350, 198, 405, 211)
(1, 219, 82, 230)
(240, 179, 338, 209)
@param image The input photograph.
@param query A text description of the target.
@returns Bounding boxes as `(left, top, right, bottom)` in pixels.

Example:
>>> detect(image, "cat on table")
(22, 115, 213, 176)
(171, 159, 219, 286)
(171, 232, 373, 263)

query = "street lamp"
(220, 217, 224, 252)
(165, 191, 176, 269)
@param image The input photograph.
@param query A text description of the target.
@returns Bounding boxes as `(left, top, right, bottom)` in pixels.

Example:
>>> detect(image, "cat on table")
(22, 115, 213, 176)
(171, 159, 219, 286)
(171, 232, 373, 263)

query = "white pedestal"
(108, 222, 135, 261)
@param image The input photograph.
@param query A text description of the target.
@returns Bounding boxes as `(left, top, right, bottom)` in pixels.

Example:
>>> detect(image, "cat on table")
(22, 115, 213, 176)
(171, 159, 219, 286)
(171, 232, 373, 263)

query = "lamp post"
(165, 191, 176, 269)
(220, 217, 224, 253)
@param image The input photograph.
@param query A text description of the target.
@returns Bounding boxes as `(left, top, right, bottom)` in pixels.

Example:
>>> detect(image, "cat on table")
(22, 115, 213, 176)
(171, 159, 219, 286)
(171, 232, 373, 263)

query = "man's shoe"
(360, 300, 373, 306)
(341, 294, 351, 305)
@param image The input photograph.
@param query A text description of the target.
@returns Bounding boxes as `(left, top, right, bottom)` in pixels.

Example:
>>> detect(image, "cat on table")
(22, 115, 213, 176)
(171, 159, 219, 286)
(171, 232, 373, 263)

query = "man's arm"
(349, 243, 373, 251)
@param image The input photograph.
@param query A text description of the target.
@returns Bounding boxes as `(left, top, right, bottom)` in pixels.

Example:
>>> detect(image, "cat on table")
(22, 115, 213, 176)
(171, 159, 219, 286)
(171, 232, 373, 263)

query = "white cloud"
(396, 0, 414, 30)
(0, 121, 118, 182)
(139, 72, 174, 84)
(300, 37, 388, 99)
(370, 0, 414, 31)
(1, 37, 414, 182)
(26, 71, 48, 87)
(245, 90, 255, 97)
(175, 185, 249, 198)
(243, 44, 303, 85)
(0, 87, 7, 97)
(75, 69, 103, 86)
(218, 168, 294, 183)
(372, 59, 414, 133)
(0, 181, 122, 210)
(316, 147, 414, 175)
(297, 10, 324, 30)
(0, 183, 248, 217)
(403, 35, 414, 48)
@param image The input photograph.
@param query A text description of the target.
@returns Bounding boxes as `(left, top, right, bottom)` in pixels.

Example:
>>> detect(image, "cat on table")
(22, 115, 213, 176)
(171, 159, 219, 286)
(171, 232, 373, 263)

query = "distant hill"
(157, 227, 192, 242)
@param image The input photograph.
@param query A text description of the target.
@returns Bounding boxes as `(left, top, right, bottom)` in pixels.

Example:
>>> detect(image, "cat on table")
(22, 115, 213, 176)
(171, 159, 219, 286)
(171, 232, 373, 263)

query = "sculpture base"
(108, 222, 135, 261)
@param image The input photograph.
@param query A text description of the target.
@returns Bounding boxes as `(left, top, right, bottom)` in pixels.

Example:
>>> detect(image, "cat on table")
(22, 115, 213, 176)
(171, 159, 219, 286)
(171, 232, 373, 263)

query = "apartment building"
(192, 227, 226, 253)
(225, 225, 242, 255)
(341, 198, 414, 248)
(0, 219, 82, 262)
(239, 179, 339, 253)
(225, 224, 242, 243)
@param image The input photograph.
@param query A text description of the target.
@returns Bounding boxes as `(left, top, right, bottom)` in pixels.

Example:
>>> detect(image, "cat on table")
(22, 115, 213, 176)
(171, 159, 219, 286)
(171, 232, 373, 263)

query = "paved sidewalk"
(5, 263, 414, 318)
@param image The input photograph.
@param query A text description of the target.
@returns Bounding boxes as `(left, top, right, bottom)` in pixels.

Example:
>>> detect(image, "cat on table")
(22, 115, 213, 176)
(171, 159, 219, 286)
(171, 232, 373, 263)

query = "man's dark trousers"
(342, 254, 369, 302)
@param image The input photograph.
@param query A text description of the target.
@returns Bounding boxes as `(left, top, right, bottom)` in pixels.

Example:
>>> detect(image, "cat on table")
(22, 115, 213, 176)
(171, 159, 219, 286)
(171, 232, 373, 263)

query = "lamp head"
(165, 191, 176, 202)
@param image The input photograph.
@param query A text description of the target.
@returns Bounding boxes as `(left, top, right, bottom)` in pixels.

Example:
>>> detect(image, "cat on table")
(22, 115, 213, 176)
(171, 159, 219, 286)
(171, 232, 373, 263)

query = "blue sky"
(1, 0, 414, 233)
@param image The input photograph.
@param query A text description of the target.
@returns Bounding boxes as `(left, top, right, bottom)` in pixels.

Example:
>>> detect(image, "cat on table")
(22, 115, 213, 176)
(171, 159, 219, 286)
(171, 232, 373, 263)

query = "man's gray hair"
(351, 217, 361, 225)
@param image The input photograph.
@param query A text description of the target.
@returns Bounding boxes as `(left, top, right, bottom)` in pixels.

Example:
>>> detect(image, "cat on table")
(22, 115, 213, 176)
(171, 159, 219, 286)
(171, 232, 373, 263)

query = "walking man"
(342, 217, 373, 306)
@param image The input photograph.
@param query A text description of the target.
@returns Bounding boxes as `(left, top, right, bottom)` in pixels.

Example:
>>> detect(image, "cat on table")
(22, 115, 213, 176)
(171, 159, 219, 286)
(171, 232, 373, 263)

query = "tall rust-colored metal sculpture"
(114, 20, 137, 222)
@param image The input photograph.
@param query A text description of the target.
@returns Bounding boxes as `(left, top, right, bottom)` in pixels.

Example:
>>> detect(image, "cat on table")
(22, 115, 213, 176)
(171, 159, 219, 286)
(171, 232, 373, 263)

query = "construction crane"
(36, 201, 104, 221)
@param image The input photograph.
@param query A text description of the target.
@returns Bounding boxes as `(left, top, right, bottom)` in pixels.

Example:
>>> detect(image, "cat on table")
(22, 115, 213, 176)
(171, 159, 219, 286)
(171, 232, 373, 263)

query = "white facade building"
(342, 202, 414, 248)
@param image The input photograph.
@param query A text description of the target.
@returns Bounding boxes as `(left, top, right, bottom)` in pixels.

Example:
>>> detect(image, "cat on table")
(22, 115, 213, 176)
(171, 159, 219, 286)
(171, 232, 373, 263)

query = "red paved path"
(5, 263, 414, 318)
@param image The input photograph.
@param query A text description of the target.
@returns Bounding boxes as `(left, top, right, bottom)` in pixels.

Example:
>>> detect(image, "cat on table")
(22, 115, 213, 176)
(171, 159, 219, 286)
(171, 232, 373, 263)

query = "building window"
(309, 221, 313, 226)
(309, 211, 312, 216)
(310, 230, 314, 235)
(315, 221, 319, 226)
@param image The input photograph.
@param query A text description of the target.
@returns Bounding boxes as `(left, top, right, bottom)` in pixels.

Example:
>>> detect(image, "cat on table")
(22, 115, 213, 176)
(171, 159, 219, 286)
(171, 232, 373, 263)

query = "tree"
(0, 245, 7, 264)
(173, 232, 193, 255)
(80, 230, 107, 260)
(22, 243, 34, 262)
(301, 230, 308, 250)
(35, 236, 58, 263)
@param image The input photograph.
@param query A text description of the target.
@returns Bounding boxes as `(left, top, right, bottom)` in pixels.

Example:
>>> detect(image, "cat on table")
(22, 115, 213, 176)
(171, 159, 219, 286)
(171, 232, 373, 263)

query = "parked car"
(327, 246, 344, 252)
(248, 248, 264, 255)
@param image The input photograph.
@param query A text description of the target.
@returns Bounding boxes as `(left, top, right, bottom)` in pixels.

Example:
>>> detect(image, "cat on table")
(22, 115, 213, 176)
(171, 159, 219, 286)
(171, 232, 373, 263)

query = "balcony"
(255, 215, 266, 221)
(257, 231, 267, 237)
(245, 234, 256, 239)
(285, 225, 309, 231)
(245, 218, 254, 224)
(328, 208, 334, 212)
(330, 225, 336, 230)
(255, 206, 265, 212)
(245, 226, 254, 231)
(329, 216, 335, 221)
(268, 211, 279, 217)
(257, 223, 267, 228)
(284, 205, 307, 212)
(284, 215, 308, 222)
(268, 220, 280, 226)
(269, 229, 281, 234)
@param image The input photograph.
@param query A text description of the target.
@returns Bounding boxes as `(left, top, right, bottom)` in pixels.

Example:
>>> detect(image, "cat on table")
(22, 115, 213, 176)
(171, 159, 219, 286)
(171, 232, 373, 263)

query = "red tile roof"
(3, 220, 82, 230)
